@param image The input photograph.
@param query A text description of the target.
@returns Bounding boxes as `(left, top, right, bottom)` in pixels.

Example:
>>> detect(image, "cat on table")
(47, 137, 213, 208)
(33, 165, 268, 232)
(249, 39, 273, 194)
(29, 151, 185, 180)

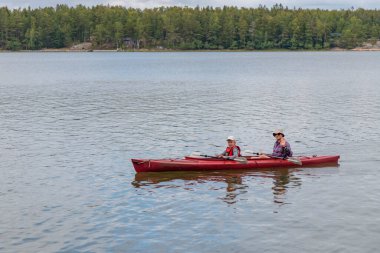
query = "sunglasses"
(273, 133, 282, 137)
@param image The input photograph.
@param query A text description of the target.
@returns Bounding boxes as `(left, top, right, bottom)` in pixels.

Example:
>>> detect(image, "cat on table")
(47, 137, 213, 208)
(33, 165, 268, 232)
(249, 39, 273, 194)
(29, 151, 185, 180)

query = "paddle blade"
(189, 152, 203, 157)
(234, 157, 248, 164)
(243, 150, 259, 155)
(287, 157, 302, 165)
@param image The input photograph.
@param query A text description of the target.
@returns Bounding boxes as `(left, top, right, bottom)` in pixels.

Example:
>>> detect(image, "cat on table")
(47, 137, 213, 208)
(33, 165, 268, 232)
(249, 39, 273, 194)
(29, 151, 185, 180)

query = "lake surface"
(1, 52, 380, 253)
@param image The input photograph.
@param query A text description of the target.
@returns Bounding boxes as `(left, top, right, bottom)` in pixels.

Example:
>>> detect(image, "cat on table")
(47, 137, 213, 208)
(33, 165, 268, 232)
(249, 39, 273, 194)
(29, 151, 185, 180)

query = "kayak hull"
(131, 155, 340, 173)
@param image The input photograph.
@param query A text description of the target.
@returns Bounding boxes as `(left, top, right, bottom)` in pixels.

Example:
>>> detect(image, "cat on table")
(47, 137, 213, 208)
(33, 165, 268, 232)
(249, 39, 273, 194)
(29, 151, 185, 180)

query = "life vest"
(225, 146, 241, 157)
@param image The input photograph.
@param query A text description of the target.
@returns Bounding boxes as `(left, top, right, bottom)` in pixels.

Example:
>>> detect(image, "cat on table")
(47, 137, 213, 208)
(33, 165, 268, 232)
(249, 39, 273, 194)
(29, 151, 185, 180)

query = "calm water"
(1, 52, 380, 253)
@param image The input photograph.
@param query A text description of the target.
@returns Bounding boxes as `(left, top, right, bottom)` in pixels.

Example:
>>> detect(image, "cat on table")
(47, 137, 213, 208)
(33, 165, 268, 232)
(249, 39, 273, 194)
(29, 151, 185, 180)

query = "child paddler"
(217, 136, 241, 159)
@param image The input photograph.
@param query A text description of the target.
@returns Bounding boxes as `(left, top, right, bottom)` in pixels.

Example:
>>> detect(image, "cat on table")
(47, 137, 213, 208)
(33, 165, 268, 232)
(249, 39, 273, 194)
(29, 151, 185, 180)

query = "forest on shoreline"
(0, 4, 379, 51)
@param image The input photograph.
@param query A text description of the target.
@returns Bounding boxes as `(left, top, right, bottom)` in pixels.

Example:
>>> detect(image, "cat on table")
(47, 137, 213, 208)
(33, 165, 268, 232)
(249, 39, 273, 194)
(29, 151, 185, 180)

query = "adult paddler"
(271, 129, 293, 158)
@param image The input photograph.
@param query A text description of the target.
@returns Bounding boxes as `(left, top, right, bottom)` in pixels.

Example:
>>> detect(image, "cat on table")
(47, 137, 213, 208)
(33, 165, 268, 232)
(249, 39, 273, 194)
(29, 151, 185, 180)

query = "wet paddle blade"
(287, 157, 302, 165)
(234, 157, 248, 164)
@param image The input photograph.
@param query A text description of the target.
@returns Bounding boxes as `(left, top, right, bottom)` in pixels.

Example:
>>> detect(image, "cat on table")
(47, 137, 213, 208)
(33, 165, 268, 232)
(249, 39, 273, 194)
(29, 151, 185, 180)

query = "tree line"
(0, 4, 379, 51)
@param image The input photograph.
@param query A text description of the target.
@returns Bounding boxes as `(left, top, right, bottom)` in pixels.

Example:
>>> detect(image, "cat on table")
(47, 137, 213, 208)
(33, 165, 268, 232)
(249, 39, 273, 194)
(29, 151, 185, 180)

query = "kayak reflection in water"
(222, 175, 246, 205)
(216, 136, 241, 159)
(271, 169, 301, 205)
(222, 169, 301, 205)
(131, 169, 303, 205)
(261, 129, 293, 158)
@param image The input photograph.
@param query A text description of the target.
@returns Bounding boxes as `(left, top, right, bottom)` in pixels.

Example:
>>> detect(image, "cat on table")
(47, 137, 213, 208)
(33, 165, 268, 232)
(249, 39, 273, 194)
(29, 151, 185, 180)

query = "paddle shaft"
(196, 154, 247, 164)
(244, 151, 302, 165)
(245, 151, 288, 159)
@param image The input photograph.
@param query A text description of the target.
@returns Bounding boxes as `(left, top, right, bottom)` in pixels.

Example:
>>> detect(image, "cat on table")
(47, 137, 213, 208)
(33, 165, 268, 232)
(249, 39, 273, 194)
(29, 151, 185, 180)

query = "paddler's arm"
(280, 137, 293, 157)
(217, 150, 228, 158)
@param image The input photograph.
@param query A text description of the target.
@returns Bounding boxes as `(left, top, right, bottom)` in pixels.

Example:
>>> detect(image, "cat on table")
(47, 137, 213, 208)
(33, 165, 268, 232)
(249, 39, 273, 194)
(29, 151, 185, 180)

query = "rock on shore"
(70, 42, 93, 51)
(352, 41, 380, 51)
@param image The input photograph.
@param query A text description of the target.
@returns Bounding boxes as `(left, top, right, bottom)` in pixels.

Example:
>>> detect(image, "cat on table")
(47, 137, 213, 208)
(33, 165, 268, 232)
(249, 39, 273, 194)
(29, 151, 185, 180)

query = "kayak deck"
(131, 155, 340, 173)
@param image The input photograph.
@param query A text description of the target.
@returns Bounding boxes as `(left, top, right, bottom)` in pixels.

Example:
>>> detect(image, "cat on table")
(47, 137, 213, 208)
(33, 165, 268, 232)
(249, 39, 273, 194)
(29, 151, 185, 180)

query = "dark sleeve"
(285, 142, 293, 157)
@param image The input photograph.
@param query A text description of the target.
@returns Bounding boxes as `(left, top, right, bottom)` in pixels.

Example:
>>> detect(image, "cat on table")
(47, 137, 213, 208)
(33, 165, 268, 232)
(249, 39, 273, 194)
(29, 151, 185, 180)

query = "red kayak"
(131, 155, 340, 173)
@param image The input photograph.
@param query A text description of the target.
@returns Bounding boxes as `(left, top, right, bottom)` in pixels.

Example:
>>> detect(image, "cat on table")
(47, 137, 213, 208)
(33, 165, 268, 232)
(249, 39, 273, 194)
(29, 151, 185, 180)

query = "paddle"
(190, 152, 248, 164)
(244, 150, 302, 165)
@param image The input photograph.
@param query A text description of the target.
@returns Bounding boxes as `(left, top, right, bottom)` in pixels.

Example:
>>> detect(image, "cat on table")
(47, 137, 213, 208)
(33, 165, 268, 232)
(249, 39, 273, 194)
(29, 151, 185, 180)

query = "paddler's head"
(226, 136, 236, 147)
(273, 129, 285, 140)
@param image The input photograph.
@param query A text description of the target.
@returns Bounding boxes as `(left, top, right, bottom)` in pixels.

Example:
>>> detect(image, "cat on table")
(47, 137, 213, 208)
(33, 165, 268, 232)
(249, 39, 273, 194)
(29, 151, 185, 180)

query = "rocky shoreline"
(352, 41, 380, 51)
(2, 41, 380, 52)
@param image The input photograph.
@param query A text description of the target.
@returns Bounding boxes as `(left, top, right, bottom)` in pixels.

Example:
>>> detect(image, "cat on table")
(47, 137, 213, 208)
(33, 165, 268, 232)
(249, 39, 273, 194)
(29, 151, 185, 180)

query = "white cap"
(226, 136, 236, 141)
(273, 129, 285, 136)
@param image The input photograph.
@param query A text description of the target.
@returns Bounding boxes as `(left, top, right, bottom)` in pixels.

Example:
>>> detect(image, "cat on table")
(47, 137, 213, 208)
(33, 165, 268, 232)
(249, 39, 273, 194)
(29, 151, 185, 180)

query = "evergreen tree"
(0, 5, 379, 50)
